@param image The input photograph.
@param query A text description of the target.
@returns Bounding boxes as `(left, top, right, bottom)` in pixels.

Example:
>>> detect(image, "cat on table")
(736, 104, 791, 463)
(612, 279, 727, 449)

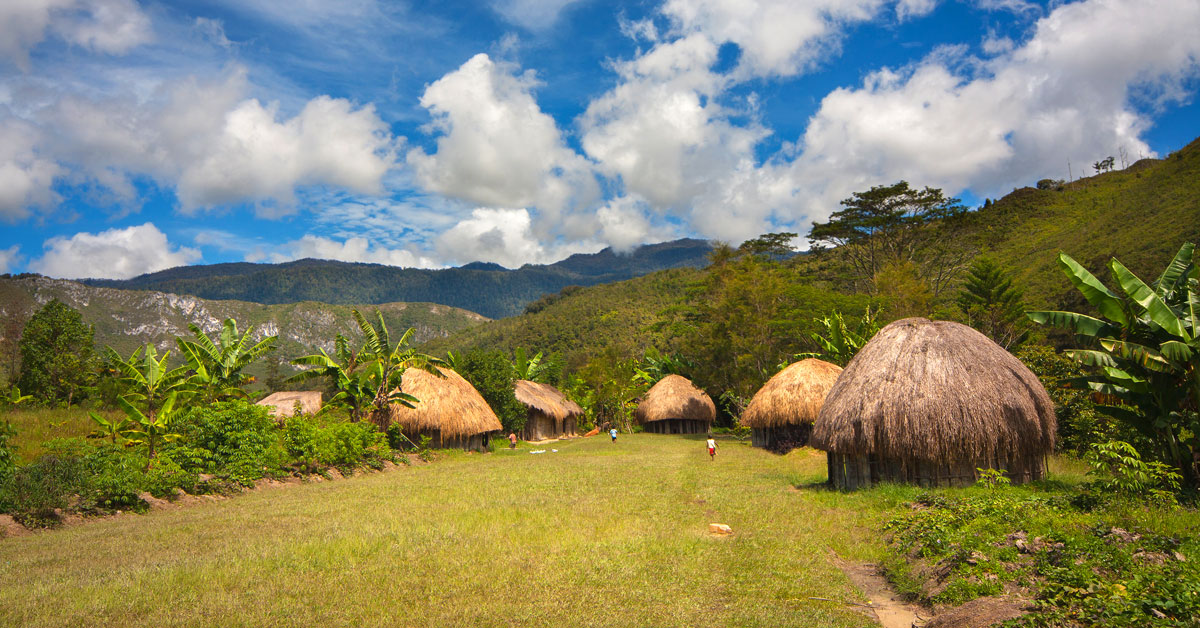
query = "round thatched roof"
(635, 374, 716, 424)
(741, 359, 843, 428)
(257, 391, 323, 417)
(385, 367, 502, 438)
(810, 318, 1056, 462)
(513, 380, 583, 420)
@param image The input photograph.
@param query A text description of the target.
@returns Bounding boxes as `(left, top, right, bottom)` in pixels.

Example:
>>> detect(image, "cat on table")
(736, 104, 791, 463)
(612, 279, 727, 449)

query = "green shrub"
(0, 441, 91, 527)
(173, 401, 287, 485)
(0, 421, 15, 484)
(284, 416, 389, 470)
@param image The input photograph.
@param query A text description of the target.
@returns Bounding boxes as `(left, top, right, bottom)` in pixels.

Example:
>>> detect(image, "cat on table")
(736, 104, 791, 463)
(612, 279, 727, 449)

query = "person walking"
(706, 434, 717, 461)
(609, 427, 618, 443)
(508, 432, 517, 449)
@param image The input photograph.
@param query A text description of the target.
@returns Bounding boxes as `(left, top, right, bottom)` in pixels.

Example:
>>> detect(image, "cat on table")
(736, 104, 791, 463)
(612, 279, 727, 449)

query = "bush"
(284, 416, 389, 470)
(172, 401, 287, 485)
(0, 439, 92, 527)
(0, 421, 15, 484)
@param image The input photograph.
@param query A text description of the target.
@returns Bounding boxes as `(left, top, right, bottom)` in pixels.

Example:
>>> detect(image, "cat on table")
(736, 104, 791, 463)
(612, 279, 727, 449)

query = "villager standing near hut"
(811, 318, 1056, 489)
(508, 432, 517, 449)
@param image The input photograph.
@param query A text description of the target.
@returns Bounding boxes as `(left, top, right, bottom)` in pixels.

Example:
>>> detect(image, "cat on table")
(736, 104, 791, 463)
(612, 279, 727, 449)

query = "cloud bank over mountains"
(2, 0, 1198, 278)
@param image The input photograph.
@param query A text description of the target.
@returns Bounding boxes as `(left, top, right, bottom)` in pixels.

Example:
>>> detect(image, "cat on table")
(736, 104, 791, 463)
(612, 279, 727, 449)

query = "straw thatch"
(811, 317, 1056, 488)
(636, 375, 716, 434)
(741, 359, 842, 452)
(514, 380, 583, 421)
(257, 391, 322, 418)
(514, 380, 583, 440)
(384, 367, 502, 449)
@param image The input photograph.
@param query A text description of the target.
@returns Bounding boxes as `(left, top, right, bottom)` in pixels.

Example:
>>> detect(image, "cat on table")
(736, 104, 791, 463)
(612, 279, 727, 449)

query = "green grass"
(1, 406, 106, 463)
(0, 435, 916, 627)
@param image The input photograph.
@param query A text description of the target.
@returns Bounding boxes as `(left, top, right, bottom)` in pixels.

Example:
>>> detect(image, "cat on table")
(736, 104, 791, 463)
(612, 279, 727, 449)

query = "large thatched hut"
(257, 391, 322, 418)
(741, 359, 842, 453)
(636, 375, 716, 434)
(811, 318, 1056, 489)
(384, 367, 502, 451)
(514, 380, 584, 441)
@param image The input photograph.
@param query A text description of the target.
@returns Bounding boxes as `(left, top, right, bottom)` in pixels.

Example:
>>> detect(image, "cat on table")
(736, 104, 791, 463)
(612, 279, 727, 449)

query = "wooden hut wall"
(401, 429, 492, 452)
(826, 451, 1046, 489)
(643, 419, 711, 434)
(522, 411, 559, 441)
(751, 424, 813, 453)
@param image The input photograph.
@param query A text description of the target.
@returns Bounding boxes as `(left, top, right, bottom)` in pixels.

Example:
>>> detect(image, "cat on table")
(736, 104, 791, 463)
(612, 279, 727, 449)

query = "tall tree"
(17, 299, 97, 406)
(957, 257, 1030, 349)
(808, 181, 971, 294)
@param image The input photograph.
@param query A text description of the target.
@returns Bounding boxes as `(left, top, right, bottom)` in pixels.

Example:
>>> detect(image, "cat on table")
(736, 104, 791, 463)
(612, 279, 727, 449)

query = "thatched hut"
(636, 375, 716, 434)
(384, 367, 502, 451)
(257, 391, 322, 418)
(514, 380, 584, 441)
(811, 318, 1056, 489)
(741, 359, 842, 453)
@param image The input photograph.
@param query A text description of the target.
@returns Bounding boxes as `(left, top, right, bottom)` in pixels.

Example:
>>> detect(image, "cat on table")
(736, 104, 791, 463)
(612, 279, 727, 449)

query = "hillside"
(0, 276, 488, 371)
(84, 239, 714, 319)
(969, 137, 1200, 309)
(421, 267, 704, 367)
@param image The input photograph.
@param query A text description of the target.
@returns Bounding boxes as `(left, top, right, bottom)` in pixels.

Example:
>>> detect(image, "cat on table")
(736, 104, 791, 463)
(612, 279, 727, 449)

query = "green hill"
(969, 137, 1200, 309)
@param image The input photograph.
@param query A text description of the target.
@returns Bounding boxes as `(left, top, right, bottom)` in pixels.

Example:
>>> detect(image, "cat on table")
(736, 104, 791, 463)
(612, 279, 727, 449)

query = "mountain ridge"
(82, 238, 715, 319)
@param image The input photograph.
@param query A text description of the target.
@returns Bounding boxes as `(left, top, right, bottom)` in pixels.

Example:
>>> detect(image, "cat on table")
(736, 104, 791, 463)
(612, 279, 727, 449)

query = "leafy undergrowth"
(882, 481, 1200, 627)
(0, 402, 400, 528)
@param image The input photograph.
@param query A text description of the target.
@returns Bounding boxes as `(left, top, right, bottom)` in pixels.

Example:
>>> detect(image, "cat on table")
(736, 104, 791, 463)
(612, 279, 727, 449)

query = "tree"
(875, 260, 933, 319)
(176, 318, 277, 402)
(17, 299, 97, 406)
(104, 344, 192, 419)
(957, 257, 1030, 349)
(289, 334, 375, 421)
(455, 349, 527, 433)
(1028, 243, 1200, 488)
(808, 181, 971, 294)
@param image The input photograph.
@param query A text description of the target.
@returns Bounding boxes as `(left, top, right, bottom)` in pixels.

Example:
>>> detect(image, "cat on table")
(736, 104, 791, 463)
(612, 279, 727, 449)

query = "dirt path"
(834, 557, 927, 628)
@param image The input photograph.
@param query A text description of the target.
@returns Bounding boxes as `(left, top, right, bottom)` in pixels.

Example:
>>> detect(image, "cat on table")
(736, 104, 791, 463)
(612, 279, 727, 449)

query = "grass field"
(0, 433, 937, 627)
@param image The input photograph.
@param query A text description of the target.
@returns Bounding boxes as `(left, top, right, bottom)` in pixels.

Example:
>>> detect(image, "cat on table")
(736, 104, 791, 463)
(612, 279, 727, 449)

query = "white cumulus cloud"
(0, 0, 152, 71)
(408, 53, 598, 217)
(435, 208, 600, 268)
(0, 114, 61, 221)
(267, 235, 439, 268)
(31, 223, 201, 279)
(0, 245, 22, 274)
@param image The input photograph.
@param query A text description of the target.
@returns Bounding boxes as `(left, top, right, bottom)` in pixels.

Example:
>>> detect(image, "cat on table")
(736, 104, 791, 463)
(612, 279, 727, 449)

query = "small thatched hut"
(741, 359, 842, 453)
(256, 391, 322, 418)
(514, 380, 584, 441)
(636, 375, 716, 434)
(811, 318, 1056, 489)
(384, 367, 502, 451)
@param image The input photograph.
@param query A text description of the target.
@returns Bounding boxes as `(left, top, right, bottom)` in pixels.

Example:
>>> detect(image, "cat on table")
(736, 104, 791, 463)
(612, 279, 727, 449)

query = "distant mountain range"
(84, 238, 715, 319)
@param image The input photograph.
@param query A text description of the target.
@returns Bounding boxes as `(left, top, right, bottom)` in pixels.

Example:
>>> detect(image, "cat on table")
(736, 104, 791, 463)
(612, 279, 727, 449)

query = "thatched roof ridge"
(635, 374, 716, 424)
(513, 380, 583, 420)
(741, 359, 843, 428)
(811, 318, 1056, 462)
(384, 367, 502, 438)
(257, 391, 322, 417)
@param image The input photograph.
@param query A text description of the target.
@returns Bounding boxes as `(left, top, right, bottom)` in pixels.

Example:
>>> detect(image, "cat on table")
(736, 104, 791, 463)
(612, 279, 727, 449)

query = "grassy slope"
(0, 435, 917, 628)
(974, 139, 1200, 309)
(423, 267, 703, 367)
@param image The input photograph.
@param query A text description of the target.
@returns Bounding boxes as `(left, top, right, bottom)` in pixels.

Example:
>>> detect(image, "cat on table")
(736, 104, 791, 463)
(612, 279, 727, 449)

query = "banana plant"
(119, 391, 184, 467)
(1028, 242, 1199, 487)
(104, 344, 192, 418)
(0, 386, 33, 408)
(177, 319, 277, 402)
(352, 309, 444, 429)
(88, 411, 134, 445)
(789, 307, 881, 368)
(510, 347, 545, 382)
(290, 334, 373, 421)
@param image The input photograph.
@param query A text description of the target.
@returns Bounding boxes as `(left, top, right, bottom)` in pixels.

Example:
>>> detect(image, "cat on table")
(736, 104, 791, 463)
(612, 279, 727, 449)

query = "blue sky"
(2, 0, 1198, 278)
